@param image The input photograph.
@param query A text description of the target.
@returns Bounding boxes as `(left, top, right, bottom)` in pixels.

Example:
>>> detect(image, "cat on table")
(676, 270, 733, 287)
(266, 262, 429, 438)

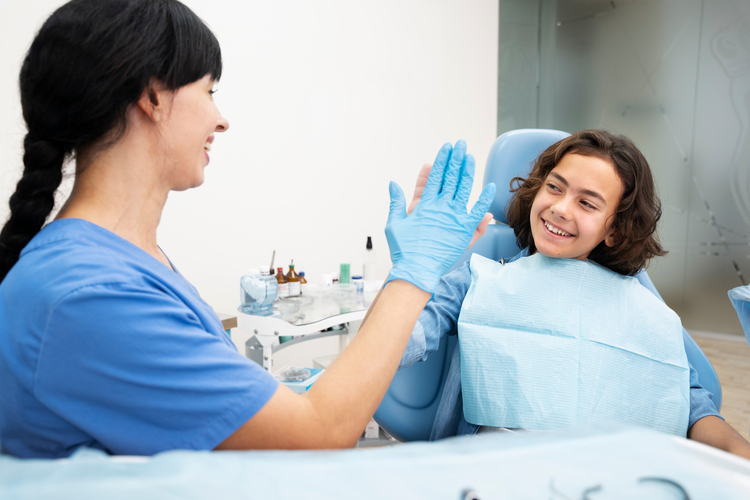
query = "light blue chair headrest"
(483, 129, 570, 224)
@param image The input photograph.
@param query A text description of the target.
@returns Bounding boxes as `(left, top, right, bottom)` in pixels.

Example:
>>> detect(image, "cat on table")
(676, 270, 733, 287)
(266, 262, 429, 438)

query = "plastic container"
(352, 275, 364, 294)
(340, 263, 350, 284)
(240, 266, 278, 316)
(273, 366, 324, 394)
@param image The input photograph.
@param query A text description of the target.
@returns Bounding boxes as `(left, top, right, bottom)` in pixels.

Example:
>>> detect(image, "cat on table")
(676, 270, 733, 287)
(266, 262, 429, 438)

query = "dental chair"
(373, 129, 723, 442)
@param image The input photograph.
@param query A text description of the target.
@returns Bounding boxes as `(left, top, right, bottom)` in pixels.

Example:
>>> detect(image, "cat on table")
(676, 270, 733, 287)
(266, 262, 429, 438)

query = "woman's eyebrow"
(549, 172, 607, 205)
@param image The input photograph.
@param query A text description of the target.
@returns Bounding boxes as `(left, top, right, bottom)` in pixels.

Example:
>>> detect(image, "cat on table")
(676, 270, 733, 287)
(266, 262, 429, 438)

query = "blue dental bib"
(457, 253, 690, 436)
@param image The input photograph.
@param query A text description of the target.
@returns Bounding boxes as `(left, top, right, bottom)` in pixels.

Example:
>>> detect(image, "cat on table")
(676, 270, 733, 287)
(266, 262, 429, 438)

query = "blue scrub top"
(0, 219, 278, 458)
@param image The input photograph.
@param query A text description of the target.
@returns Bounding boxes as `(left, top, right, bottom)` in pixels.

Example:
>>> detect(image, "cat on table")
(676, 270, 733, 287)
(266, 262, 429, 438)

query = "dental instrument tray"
(238, 283, 379, 372)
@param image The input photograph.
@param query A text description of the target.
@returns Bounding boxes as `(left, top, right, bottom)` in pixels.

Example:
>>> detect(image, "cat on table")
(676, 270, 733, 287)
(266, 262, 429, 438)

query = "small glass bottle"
(363, 236, 376, 280)
(276, 267, 289, 299)
(240, 266, 278, 316)
(299, 271, 308, 294)
(286, 262, 300, 297)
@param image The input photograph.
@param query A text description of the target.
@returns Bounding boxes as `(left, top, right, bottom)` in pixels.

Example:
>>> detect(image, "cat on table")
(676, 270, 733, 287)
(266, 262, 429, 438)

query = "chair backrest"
(446, 129, 570, 274)
(374, 129, 722, 442)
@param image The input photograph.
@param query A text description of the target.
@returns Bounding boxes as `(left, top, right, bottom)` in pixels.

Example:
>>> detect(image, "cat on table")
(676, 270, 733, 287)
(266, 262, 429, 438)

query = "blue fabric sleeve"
(728, 285, 750, 345)
(400, 261, 472, 367)
(34, 282, 279, 456)
(688, 362, 724, 429)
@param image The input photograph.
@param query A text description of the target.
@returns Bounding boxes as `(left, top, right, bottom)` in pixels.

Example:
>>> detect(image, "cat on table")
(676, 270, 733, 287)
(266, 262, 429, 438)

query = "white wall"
(0, 1, 498, 335)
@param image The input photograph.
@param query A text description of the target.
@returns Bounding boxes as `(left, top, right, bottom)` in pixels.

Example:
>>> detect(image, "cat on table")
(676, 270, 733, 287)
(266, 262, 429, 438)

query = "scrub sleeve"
(36, 282, 278, 456)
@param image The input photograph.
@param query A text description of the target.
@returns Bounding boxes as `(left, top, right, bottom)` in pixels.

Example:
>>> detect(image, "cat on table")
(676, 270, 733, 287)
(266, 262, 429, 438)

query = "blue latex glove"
(385, 140, 496, 294)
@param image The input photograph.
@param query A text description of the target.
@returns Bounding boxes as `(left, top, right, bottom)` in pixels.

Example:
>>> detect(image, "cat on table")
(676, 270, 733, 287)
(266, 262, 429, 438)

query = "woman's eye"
(547, 183, 560, 192)
(209, 88, 218, 96)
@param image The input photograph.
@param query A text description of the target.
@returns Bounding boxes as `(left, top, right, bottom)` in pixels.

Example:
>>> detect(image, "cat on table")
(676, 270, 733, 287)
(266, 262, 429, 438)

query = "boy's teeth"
(545, 221, 571, 236)
(204, 142, 211, 152)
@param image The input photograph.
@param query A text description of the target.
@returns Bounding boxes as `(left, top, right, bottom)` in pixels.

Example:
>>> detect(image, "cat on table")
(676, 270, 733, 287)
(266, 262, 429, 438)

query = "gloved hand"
(407, 162, 494, 250)
(385, 140, 496, 294)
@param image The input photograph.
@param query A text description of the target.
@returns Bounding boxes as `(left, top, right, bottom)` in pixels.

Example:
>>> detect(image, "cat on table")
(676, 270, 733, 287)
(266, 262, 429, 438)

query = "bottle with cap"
(363, 236, 376, 280)
(340, 263, 350, 284)
(240, 265, 278, 316)
(299, 271, 308, 294)
(351, 275, 364, 294)
(286, 261, 300, 297)
(276, 267, 289, 299)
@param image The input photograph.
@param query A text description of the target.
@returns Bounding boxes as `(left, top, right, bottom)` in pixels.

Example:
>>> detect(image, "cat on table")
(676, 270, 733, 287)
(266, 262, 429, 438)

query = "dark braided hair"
(0, 0, 222, 282)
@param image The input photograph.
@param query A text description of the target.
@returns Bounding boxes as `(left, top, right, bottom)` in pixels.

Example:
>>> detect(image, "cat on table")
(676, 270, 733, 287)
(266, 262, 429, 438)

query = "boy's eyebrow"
(549, 172, 607, 206)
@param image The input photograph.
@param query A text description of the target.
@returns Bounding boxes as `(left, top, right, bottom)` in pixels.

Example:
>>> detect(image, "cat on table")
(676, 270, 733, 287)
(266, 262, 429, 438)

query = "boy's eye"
(581, 200, 596, 209)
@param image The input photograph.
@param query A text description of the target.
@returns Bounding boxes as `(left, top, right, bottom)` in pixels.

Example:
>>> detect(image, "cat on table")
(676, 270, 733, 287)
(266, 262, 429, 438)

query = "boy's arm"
(687, 362, 750, 460)
(688, 416, 750, 460)
(398, 262, 474, 367)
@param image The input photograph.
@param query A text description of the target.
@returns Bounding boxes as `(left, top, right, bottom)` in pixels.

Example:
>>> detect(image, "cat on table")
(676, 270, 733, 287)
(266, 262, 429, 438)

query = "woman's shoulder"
(6, 219, 172, 301)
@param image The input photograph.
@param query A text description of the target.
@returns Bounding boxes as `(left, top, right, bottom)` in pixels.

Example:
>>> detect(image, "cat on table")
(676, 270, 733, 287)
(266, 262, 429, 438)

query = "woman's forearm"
(217, 279, 429, 450)
(359, 286, 383, 327)
(302, 279, 430, 446)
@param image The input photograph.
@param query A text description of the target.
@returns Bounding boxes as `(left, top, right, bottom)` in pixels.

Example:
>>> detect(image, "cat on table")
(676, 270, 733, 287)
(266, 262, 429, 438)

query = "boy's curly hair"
(505, 130, 666, 276)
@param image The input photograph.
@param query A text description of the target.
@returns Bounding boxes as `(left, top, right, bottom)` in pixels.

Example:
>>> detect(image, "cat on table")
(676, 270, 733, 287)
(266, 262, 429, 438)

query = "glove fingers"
(454, 153, 475, 205)
(423, 143, 452, 199)
(441, 139, 466, 198)
(469, 183, 497, 226)
(387, 181, 408, 225)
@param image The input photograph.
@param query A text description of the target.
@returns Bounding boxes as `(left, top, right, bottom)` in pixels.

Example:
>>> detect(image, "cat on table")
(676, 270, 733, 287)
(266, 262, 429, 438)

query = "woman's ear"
(136, 80, 168, 122)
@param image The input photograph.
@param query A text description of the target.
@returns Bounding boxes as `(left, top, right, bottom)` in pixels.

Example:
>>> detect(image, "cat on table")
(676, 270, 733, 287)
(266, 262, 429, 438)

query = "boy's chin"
(534, 248, 590, 261)
(537, 249, 564, 259)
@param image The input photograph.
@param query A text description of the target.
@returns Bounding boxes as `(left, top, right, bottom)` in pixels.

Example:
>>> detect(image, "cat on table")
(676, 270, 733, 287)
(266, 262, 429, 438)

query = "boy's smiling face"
(530, 153, 624, 261)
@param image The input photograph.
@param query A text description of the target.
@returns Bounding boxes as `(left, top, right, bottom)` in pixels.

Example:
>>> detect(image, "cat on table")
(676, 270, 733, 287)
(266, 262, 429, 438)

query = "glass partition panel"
(499, 0, 750, 334)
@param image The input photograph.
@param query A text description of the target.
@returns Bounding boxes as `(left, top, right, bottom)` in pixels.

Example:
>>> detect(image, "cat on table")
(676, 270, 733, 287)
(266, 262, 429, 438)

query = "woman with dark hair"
(0, 0, 494, 458)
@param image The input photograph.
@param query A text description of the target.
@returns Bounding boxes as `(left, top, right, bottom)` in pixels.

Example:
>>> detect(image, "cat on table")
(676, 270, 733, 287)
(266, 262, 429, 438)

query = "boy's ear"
(136, 80, 168, 122)
(604, 226, 618, 248)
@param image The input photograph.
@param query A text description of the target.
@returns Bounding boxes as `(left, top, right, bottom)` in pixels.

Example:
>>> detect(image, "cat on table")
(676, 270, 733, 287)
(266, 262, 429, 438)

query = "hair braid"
(0, 135, 67, 281)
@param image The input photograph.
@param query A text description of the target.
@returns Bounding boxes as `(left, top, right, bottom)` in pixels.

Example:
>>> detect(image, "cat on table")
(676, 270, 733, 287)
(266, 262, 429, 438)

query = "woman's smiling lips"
(542, 218, 574, 237)
(203, 136, 214, 162)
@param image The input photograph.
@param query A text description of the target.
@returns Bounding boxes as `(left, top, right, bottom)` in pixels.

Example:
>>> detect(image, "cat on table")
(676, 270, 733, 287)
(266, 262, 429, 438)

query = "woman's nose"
(215, 111, 229, 133)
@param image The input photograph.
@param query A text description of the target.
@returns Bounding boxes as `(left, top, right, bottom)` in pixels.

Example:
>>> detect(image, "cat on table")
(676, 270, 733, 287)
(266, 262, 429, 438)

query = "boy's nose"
(551, 201, 570, 220)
